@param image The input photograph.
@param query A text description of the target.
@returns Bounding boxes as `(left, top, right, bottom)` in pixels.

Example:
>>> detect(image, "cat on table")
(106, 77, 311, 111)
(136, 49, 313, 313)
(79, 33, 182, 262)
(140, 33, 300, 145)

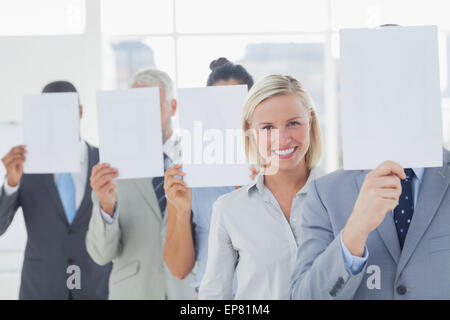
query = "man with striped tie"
(0, 81, 112, 299)
(86, 68, 196, 299)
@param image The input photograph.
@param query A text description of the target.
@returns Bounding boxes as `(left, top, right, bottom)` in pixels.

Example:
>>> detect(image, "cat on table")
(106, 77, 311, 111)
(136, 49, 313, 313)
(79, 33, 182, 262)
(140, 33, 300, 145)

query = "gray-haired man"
(85, 68, 196, 299)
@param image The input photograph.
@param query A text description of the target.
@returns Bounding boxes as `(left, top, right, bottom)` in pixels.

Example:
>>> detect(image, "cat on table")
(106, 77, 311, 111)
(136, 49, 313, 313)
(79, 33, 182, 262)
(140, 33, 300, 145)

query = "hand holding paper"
(23, 92, 80, 173)
(343, 161, 405, 256)
(90, 162, 119, 216)
(1, 145, 26, 187)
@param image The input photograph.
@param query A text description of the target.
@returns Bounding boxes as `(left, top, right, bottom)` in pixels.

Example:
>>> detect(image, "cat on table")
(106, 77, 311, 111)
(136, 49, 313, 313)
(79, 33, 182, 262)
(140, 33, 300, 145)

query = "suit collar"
(43, 174, 69, 227)
(131, 136, 181, 223)
(411, 167, 425, 183)
(45, 143, 98, 228)
(397, 150, 450, 275)
(133, 178, 163, 223)
(71, 143, 97, 227)
(355, 150, 450, 271)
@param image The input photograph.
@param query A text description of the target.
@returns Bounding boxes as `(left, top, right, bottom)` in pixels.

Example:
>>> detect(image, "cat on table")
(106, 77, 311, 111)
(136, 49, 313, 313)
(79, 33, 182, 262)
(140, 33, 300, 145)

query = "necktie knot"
(404, 168, 415, 180)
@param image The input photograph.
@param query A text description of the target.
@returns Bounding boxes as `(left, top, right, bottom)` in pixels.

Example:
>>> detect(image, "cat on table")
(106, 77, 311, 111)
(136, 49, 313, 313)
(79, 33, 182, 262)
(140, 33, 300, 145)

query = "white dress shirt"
(100, 134, 176, 223)
(2, 140, 89, 210)
(198, 166, 324, 300)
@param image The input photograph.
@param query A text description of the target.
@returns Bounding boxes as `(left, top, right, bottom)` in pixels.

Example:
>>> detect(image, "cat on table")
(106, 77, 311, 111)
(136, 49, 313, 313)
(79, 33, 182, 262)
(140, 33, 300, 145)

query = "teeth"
(274, 147, 295, 156)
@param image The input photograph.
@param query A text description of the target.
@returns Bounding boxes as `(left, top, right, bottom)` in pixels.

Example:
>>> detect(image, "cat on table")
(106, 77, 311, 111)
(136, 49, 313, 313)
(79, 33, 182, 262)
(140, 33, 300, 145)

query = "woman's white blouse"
(198, 167, 325, 300)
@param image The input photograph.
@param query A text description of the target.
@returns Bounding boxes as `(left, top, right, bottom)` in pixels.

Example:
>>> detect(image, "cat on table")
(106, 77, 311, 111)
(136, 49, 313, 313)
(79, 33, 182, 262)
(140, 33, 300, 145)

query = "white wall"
(0, 0, 102, 146)
(0, 0, 102, 299)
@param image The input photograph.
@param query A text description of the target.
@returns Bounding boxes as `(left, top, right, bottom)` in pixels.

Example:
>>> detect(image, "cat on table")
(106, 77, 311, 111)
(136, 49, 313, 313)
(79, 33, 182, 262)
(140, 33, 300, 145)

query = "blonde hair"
(242, 74, 323, 170)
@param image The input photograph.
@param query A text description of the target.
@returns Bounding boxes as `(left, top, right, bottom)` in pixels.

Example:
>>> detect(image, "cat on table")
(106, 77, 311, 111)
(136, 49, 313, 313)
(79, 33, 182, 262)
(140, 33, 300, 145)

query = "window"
(176, 0, 328, 33)
(0, 0, 85, 35)
(101, 0, 173, 35)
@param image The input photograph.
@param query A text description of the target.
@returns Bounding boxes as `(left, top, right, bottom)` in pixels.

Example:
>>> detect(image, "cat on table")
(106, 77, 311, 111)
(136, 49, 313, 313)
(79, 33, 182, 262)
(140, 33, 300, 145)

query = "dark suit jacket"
(0, 143, 111, 299)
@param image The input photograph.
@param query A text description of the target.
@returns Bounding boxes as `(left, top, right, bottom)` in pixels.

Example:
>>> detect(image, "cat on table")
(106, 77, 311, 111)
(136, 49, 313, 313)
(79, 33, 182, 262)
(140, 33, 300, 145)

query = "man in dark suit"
(0, 81, 111, 299)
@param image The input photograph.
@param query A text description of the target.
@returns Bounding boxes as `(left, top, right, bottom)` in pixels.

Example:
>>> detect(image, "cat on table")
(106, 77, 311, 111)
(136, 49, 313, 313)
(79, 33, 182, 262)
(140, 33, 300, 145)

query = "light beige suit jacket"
(85, 137, 196, 299)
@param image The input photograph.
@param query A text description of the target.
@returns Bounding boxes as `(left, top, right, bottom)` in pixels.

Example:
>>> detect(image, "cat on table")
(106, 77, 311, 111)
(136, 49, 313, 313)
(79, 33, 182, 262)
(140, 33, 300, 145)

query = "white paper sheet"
(340, 25, 443, 170)
(23, 93, 80, 173)
(177, 85, 250, 187)
(96, 87, 164, 179)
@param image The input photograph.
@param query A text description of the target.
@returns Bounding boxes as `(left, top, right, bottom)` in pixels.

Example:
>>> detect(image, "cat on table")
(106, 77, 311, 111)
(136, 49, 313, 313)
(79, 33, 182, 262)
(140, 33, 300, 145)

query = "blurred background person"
(163, 58, 254, 294)
(86, 68, 196, 299)
(198, 75, 324, 299)
(0, 81, 111, 300)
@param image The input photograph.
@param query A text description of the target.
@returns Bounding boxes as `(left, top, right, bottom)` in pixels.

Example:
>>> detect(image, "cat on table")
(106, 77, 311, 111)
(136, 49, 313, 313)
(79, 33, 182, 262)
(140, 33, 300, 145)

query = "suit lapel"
(71, 143, 97, 227)
(133, 178, 162, 223)
(397, 155, 450, 276)
(132, 135, 180, 223)
(43, 174, 69, 227)
(355, 170, 401, 264)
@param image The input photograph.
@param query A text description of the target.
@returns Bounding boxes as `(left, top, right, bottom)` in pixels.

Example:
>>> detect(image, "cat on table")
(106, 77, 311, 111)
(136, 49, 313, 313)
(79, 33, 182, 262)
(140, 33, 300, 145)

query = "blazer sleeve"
(0, 184, 20, 236)
(198, 199, 237, 300)
(290, 179, 367, 300)
(85, 190, 122, 266)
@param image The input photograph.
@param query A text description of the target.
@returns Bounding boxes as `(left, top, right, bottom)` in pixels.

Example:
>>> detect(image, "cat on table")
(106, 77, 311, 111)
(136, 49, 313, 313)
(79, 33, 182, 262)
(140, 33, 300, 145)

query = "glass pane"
(178, 35, 324, 106)
(0, 0, 85, 35)
(176, 0, 329, 33)
(177, 35, 328, 168)
(331, 0, 450, 31)
(101, 0, 173, 35)
(103, 36, 176, 89)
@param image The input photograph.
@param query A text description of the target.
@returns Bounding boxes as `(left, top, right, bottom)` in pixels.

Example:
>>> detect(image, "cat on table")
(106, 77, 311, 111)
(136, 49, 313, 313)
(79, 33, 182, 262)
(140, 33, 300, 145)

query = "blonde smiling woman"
(198, 74, 324, 299)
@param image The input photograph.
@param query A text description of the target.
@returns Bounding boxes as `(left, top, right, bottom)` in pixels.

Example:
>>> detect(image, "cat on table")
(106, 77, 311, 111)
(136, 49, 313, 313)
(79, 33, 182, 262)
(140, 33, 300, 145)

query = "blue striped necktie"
(393, 168, 415, 249)
(152, 153, 170, 217)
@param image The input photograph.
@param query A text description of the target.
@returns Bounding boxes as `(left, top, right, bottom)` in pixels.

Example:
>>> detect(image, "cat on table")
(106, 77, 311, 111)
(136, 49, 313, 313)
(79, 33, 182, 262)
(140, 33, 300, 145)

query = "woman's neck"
(264, 160, 310, 194)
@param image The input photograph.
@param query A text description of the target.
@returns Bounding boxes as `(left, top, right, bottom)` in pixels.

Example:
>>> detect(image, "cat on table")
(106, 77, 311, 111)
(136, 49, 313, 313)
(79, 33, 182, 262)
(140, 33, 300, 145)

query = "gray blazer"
(0, 144, 112, 300)
(85, 139, 196, 300)
(291, 149, 450, 299)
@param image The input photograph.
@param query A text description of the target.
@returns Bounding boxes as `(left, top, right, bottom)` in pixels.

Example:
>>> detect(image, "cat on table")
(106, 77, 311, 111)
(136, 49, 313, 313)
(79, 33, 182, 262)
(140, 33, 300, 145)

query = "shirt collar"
(411, 167, 425, 183)
(163, 133, 174, 162)
(246, 166, 324, 196)
(297, 166, 324, 195)
(246, 172, 265, 195)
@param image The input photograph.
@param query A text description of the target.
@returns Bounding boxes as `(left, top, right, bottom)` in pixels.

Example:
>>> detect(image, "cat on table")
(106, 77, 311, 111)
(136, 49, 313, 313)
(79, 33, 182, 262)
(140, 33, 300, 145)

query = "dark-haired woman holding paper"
(163, 58, 255, 293)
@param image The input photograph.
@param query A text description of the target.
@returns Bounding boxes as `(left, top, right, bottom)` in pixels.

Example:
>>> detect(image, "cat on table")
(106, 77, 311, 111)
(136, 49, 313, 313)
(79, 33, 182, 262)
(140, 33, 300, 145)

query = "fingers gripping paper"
(340, 25, 443, 170)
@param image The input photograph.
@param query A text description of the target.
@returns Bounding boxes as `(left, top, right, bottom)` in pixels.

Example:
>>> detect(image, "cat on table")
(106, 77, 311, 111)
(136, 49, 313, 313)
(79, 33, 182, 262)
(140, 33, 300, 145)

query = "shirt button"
(68, 258, 74, 264)
(396, 285, 407, 295)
